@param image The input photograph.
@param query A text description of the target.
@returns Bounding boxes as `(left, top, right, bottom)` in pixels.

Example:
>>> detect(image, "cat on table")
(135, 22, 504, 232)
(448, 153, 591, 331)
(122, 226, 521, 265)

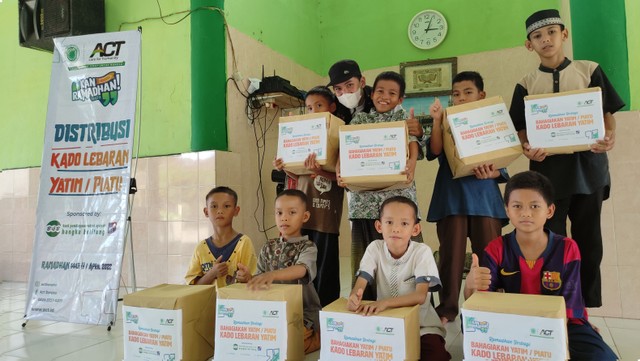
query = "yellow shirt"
(184, 234, 257, 288)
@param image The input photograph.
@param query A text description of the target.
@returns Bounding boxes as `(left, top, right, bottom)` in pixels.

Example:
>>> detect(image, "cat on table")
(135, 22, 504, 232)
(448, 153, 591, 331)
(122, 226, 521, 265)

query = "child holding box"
(426, 71, 508, 325)
(336, 71, 422, 298)
(508, 9, 625, 307)
(273, 85, 345, 307)
(464, 170, 617, 360)
(238, 189, 322, 354)
(348, 196, 450, 361)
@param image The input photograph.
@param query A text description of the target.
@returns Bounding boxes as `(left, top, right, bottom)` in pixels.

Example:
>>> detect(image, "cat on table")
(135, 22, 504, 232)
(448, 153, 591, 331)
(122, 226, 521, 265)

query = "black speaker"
(19, 0, 105, 52)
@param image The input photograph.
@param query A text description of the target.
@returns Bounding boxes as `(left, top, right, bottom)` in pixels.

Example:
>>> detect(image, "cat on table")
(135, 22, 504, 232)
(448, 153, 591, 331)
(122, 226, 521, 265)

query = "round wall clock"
(408, 9, 448, 49)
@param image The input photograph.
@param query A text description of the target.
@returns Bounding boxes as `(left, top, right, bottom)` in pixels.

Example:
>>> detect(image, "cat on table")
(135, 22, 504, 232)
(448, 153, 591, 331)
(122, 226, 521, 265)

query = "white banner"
(25, 31, 140, 325)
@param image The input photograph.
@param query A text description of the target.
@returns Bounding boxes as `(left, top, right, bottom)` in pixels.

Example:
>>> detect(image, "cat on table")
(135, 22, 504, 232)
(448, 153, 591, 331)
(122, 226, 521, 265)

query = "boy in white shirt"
(348, 196, 450, 361)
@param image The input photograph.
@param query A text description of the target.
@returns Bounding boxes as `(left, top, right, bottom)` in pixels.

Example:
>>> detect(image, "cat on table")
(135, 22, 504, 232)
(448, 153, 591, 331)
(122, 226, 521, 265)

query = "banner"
(25, 31, 140, 325)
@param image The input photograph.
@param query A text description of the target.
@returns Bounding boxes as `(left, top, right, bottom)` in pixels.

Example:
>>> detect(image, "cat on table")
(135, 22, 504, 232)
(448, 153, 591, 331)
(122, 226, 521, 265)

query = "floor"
(1, 258, 640, 361)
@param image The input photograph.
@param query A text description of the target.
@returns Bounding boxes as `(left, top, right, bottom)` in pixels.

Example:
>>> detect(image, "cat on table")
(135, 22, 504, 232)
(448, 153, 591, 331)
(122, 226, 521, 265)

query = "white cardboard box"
(319, 298, 420, 361)
(461, 292, 568, 361)
(444, 96, 522, 178)
(277, 112, 343, 175)
(524, 87, 604, 154)
(339, 121, 409, 191)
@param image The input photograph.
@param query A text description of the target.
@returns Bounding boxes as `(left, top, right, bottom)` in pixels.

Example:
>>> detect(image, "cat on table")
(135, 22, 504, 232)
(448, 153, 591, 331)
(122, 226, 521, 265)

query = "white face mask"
(337, 88, 362, 109)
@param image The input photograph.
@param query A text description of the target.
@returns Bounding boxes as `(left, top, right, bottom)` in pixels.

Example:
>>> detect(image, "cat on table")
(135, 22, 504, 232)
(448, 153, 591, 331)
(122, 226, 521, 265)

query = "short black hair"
(373, 71, 406, 97)
(452, 71, 484, 91)
(504, 171, 555, 206)
(205, 186, 238, 205)
(379, 196, 419, 223)
(305, 86, 336, 105)
(275, 189, 308, 209)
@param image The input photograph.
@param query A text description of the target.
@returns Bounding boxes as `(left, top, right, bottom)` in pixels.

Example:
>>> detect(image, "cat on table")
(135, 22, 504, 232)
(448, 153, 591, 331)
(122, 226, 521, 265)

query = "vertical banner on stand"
(25, 31, 140, 325)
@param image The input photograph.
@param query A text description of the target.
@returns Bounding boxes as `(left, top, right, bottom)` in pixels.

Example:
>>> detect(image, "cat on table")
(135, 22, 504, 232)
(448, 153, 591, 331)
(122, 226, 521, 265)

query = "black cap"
(526, 9, 564, 37)
(328, 60, 362, 86)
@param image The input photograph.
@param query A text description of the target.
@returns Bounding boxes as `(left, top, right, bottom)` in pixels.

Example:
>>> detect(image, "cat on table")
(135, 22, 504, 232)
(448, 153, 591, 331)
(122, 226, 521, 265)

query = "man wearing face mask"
(327, 60, 374, 121)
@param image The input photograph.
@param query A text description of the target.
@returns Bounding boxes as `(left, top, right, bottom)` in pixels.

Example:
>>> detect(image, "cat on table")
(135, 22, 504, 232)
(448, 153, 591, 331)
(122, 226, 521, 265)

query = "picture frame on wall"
(400, 57, 457, 98)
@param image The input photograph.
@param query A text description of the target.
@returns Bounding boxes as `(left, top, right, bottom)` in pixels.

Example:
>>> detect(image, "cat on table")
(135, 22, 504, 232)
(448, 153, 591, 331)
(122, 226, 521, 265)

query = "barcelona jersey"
(482, 230, 586, 322)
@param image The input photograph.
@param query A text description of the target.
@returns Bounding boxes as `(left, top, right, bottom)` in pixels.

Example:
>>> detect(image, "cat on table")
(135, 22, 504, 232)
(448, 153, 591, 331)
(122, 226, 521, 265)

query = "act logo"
(65, 45, 79, 62)
(375, 326, 395, 335)
(90, 41, 126, 58)
(46, 220, 62, 237)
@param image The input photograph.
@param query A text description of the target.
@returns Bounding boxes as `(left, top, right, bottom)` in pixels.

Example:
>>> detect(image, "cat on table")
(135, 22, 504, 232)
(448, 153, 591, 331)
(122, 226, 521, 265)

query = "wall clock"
(408, 9, 448, 50)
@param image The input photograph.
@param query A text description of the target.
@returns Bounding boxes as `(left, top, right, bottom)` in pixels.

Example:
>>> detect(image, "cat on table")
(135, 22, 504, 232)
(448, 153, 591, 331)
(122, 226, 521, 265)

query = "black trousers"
(546, 187, 605, 308)
(303, 229, 341, 307)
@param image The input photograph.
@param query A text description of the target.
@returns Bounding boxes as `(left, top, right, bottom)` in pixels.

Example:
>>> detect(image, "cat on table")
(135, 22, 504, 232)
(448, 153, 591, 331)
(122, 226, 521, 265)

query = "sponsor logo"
(500, 268, 520, 276)
(217, 305, 235, 318)
(530, 104, 548, 115)
(542, 271, 562, 290)
(65, 45, 79, 62)
(345, 135, 360, 145)
(491, 109, 505, 117)
(584, 129, 599, 139)
(71, 71, 121, 106)
(125, 311, 139, 324)
(383, 134, 397, 141)
(530, 328, 555, 339)
(280, 126, 293, 135)
(310, 122, 323, 130)
(577, 99, 595, 107)
(160, 318, 175, 326)
(504, 134, 517, 143)
(375, 326, 395, 335)
(464, 317, 489, 333)
(46, 220, 62, 237)
(262, 309, 280, 318)
(90, 41, 126, 59)
(451, 117, 468, 127)
(108, 222, 117, 234)
(325, 318, 344, 332)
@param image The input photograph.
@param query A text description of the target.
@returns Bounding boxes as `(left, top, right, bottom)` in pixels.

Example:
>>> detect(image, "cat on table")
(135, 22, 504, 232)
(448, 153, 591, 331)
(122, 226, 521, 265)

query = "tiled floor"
(1, 258, 639, 361)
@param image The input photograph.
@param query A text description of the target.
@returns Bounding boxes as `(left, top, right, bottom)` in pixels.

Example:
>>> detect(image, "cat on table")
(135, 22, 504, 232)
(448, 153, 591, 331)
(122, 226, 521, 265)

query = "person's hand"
(406, 108, 424, 138)
(210, 256, 228, 279)
(429, 98, 444, 123)
(247, 271, 275, 290)
(591, 130, 615, 153)
(335, 161, 347, 188)
(403, 158, 417, 183)
(465, 254, 491, 292)
(347, 288, 363, 312)
(304, 153, 322, 174)
(522, 142, 547, 162)
(473, 164, 498, 179)
(273, 157, 285, 171)
(235, 263, 251, 283)
(358, 299, 389, 316)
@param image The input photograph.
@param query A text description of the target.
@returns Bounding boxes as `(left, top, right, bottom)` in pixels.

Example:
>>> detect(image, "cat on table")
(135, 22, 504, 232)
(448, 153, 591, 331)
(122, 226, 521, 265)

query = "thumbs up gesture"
(465, 254, 492, 295)
(235, 262, 251, 283)
(347, 288, 364, 312)
(406, 107, 424, 138)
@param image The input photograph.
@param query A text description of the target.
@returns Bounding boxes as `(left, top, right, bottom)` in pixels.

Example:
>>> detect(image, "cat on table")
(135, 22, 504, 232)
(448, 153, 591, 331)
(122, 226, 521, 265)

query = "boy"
(508, 9, 625, 307)
(328, 59, 373, 119)
(337, 71, 423, 298)
(238, 189, 322, 354)
(184, 186, 257, 287)
(348, 196, 450, 361)
(427, 71, 508, 325)
(273, 86, 345, 307)
(464, 171, 617, 360)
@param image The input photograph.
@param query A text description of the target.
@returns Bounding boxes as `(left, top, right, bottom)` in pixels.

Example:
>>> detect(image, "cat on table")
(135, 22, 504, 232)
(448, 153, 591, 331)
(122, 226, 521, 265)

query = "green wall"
(571, 0, 631, 111)
(0, 0, 192, 170)
(626, 0, 639, 110)
(227, 0, 560, 75)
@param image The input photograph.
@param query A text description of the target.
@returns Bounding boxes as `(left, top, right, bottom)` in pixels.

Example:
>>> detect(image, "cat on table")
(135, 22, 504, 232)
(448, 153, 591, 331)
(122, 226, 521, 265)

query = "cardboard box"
(461, 292, 568, 361)
(444, 96, 522, 179)
(122, 283, 216, 361)
(277, 112, 344, 175)
(319, 298, 420, 361)
(525, 87, 604, 154)
(214, 283, 304, 361)
(339, 121, 410, 191)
